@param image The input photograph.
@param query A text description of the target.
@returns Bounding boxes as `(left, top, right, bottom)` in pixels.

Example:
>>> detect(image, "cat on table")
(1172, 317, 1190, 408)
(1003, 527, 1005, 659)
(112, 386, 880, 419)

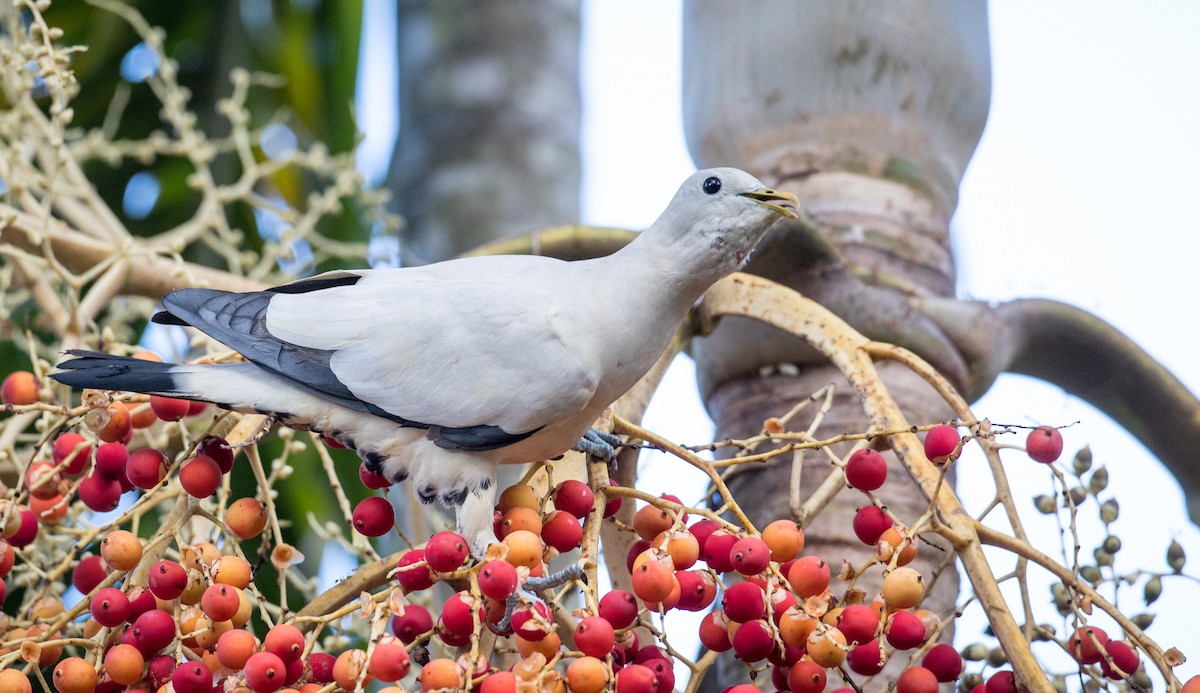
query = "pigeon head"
(652, 167, 799, 270)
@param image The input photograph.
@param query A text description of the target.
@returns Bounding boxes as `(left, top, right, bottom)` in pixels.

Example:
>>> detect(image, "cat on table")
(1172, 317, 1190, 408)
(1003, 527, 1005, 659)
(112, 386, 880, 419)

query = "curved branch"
(698, 273, 1054, 692)
(916, 296, 1200, 525)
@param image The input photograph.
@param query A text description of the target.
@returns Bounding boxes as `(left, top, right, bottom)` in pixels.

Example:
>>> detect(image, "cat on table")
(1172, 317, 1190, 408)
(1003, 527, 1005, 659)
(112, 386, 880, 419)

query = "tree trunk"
(682, 2, 990, 688)
(388, 0, 581, 263)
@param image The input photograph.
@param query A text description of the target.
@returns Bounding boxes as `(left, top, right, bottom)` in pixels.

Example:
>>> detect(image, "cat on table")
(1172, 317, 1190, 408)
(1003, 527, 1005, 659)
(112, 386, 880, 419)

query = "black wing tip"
(151, 311, 189, 326)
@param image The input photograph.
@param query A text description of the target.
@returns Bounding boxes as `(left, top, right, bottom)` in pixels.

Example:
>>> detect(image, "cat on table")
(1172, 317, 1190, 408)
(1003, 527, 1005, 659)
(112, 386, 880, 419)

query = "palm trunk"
(388, 0, 581, 263)
(682, 2, 990, 688)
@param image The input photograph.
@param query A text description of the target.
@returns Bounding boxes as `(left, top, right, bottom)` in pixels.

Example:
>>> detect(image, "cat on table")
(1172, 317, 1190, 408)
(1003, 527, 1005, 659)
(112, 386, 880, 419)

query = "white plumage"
(53, 167, 799, 554)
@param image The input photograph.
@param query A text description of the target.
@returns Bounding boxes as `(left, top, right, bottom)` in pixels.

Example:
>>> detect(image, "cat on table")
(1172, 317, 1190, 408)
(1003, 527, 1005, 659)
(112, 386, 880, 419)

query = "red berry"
(722, 581, 767, 622)
(553, 479, 595, 517)
(391, 604, 434, 643)
(394, 548, 434, 591)
(78, 473, 123, 512)
(845, 448, 888, 490)
(1101, 640, 1141, 680)
(179, 454, 222, 498)
(923, 424, 962, 466)
(89, 587, 131, 627)
(196, 436, 234, 474)
(358, 464, 391, 489)
(6, 508, 37, 547)
(93, 442, 129, 480)
(729, 536, 771, 576)
(615, 664, 657, 693)
(52, 433, 92, 475)
(352, 496, 394, 537)
(147, 560, 188, 600)
(126, 448, 167, 489)
(676, 569, 718, 612)
(262, 623, 305, 662)
(885, 610, 927, 649)
(787, 555, 831, 598)
(150, 395, 191, 422)
(478, 559, 519, 600)
(1026, 425, 1064, 463)
(129, 608, 175, 657)
(575, 615, 616, 658)
(170, 660, 212, 693)
(698, 611, 732, 652)
(602, 482, 623, 518)
(368, 636, 411, 682)
(440, 591, 483, 636)
(425, 531, 470, 572)
(509, 599, 551, 641)
(308, 651, 335, 683)
(788, 659, 827, 693)
(244, 651, 287, 692)
(200, 584, 241, 622)
(847, 637, 884, 675)
(598, 589, 639, 629)
(1066, 625, 1110, 664)
(72, 554, 107, 594)
(853, 505, 893, 545)
(836, 604, 880, 645)
(985, 671, 1017, 693)
(731, 619, 775, 661)
(923, 642, 964, 681)
(897, 666, 940, 693)
(541, 509, 584, 552)
(701, 530, 738, 572)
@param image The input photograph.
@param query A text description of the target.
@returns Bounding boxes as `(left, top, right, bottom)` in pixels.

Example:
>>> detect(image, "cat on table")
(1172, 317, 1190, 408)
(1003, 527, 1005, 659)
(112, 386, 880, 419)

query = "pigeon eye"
(702, 176, 722, 195)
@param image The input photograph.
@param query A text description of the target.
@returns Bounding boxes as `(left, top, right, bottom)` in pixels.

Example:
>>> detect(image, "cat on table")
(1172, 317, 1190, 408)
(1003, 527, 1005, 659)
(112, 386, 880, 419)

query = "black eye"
(702, 176, 721, 195)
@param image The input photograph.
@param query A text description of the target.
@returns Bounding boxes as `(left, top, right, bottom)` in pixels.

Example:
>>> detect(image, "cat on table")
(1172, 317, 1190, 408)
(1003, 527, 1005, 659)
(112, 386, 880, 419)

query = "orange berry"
(212, 555, 253, 589)
(226, 497, 269, 539)
(806, 626, 848, 667)
(497, 483, 540, 513)
(761, 519, 805, 562)
(97, 402, 132, 444)
(418, 657, 462, 690)
(100, 529, 143, 571)
(1, 371, 39, 406)
(633, 504, 675, 541)
(332, 649, 372, 691)
(52, 656, 97, 693)
(881, 567, 926, 609)
(0, 669, 32, 693)
(566, 656, 609, 693)
(500, 506, 543, 537)
(878, 526, 917, 566)
(503, 529, 544, 569)
(516, 630, 562, 660)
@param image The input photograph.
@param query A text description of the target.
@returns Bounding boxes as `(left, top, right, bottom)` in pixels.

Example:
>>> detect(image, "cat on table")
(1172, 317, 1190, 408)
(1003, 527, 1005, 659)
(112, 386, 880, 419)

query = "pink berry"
(615, 664, 657, 693)
(575, 615, 616, 658)
(701, 530, 738, 572)
(351, 496, 394, 537)
(129, 608, 175, 657)
(244, 651, 287, 692)
(845, 448, 888, 490)
(477, 560, 519, 601)
(440, 591, 482, 636)
(729, 536, 771, 576)
(262, 624, 305, 662)
(698, 611, 732, 652)
(52, 433, 91, 475)
(788, 659, 827, 693)
(1026, 425, 1064, 464)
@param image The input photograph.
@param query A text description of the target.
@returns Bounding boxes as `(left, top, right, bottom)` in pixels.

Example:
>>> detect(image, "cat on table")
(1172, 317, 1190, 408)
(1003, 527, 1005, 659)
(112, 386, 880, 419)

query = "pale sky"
(359, 0, 1200, 686)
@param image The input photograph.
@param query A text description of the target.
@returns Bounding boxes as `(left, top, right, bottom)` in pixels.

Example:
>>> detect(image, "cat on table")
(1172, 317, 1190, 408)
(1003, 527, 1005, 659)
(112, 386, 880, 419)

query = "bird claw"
(572, 427, 620, 461)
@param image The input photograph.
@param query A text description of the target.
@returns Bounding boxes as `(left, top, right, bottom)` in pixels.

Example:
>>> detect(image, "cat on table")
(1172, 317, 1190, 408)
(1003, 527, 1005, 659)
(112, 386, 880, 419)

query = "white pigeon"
(53, 167, 799, 555)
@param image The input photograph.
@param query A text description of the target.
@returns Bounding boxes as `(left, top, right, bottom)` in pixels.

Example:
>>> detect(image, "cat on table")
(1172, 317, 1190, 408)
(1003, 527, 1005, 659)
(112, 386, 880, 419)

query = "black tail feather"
(51, 350, 182, 396)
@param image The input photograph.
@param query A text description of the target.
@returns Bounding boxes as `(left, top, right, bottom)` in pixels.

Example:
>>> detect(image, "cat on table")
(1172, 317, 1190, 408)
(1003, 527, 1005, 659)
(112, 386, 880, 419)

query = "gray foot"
(572, 427, 620, 460)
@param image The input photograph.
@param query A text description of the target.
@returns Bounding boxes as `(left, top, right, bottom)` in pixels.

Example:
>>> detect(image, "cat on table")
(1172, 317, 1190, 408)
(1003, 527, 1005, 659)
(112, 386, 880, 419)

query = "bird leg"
(571, 427, 621, 460)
